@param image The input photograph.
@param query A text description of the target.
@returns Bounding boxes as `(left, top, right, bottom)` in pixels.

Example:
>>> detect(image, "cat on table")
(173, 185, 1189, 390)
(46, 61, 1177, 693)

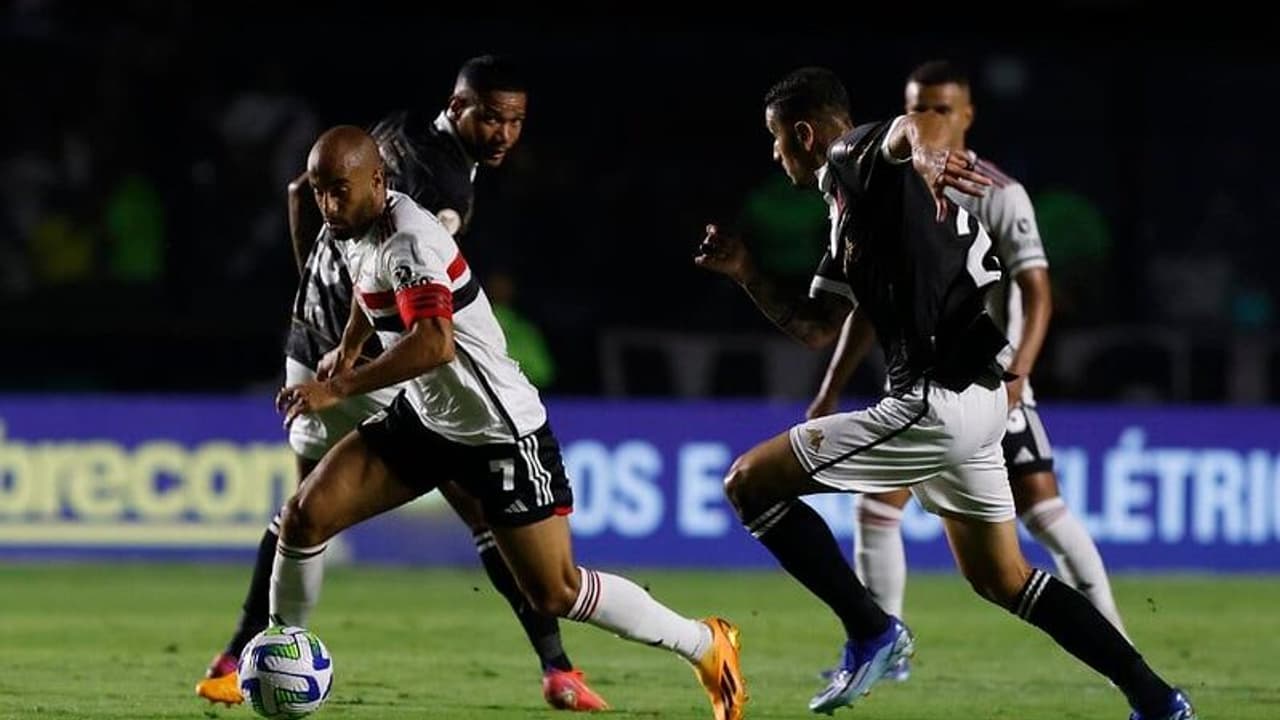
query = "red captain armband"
(396, 283, 453, 324)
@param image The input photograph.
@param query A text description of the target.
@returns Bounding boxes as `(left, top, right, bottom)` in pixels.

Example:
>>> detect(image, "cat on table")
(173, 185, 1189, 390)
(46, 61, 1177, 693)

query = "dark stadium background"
(2, 5, 1277, 402)
(4, 7, 1278, 719)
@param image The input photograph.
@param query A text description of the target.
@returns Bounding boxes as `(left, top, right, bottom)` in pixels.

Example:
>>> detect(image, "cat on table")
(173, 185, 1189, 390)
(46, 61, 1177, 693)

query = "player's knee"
(962, 576, 1001, 606)
(723, 454, 764, 515)
(961, 565, 1030, 609)
(532, 589, 577, 618)
(523, 571, 580, 617)
(279, 492, 333, 547)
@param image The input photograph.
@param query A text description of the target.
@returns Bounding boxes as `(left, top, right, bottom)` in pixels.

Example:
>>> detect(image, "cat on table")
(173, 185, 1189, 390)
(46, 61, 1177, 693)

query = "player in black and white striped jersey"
(697, 66, 1193, 719)
(197, 57, 609, 712)
(805, 62, 1127, 685)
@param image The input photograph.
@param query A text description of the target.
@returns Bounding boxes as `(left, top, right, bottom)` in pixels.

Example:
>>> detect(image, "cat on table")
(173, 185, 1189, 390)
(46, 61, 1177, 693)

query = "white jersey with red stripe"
(341, 191, 546, 445)
(946, 159, 1047, 405)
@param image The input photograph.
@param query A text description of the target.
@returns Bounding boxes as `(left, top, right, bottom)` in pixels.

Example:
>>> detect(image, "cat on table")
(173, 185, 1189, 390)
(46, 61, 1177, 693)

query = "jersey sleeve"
(983, 182, 1047, 276)
(826, 119, 898, 200)
(380, 231, 456, 325)
(371, 111, 475, 237)
(809, 247, 856, 304)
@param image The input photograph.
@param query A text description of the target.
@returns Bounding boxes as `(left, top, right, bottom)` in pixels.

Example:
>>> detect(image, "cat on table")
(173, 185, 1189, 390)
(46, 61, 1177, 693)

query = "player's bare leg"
(723, 432, 913, 713)
(439, 482, 606, 711)
(439, 481, 576, 669)
(490, 515, 744, 720)
(196, 454, 321, 706)
(1012, 470, 1127, 636)
(270, 431, 426, 628)
(941, 515, 1192, 719)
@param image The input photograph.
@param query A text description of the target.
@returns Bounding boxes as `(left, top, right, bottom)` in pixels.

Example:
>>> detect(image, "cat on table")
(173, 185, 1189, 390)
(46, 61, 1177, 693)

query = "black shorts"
(357, 392, 573, 527)
(1002, 403, 1055, 478)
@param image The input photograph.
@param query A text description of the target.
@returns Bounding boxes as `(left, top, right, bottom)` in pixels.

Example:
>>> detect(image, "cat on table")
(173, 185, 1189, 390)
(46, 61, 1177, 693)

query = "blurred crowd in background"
(3, 3, 1277, 402)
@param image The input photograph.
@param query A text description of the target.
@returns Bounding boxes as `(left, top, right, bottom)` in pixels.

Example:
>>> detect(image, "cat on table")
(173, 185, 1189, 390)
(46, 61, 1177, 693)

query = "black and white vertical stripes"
(1015, 568, 1051, 620)
(746, 501, 796, 539)
(518, 434, 554, 507)
(567, 567, 603, 622)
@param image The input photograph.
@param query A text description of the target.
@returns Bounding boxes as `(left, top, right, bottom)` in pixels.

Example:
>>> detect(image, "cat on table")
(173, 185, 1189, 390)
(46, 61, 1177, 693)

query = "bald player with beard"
(266, 126, 747, 720)
(197, 57, 607, 711)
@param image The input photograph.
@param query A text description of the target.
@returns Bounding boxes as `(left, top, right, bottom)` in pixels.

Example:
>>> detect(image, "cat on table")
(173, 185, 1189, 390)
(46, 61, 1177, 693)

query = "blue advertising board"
(0, 396, 1276, 571)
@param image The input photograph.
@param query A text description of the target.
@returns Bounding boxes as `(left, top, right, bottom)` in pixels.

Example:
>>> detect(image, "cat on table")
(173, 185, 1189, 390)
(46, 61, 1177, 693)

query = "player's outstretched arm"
(806, 308, 876, 419)
(287, 170, 322, 275)
(883, 115, 993, 221)
(695, 223, 851, 349)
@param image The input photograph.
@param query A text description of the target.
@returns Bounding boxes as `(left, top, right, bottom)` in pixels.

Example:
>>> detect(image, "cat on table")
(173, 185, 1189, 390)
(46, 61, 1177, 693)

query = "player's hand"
(276, 380, 341, 428)
(694, 224, 755, 284)
(913, 148, 993, 221)
(317, 346, 357, 381)
(806, 392, 840, 420)
(1005, 375, 1026, 408)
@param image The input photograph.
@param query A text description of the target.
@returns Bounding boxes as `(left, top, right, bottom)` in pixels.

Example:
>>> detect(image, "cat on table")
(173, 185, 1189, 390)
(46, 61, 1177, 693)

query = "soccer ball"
(238, 626, 334, 719)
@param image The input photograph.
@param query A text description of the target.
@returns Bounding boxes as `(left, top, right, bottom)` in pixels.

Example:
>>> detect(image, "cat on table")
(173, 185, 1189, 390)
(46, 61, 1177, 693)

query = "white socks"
(854, 497, 907, 618)
(566, 567, 712, 663)
(1021, 497, 1128, 639)
(269, 540, 327, 628)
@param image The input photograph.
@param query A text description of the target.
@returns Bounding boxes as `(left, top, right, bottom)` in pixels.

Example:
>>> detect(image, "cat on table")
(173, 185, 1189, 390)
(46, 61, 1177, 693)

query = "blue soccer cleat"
(808, 617, 914, 715)
(885, 655, 911, 683)
(1129, 688, 1197, 720)
(818, 655, 910, 683)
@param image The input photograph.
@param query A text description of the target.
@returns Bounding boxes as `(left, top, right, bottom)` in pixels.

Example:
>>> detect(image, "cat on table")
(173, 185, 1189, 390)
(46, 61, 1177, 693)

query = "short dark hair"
(456, 55, 527, 95)
(907, 60, 970, 89)
(763, 67, 850, 123)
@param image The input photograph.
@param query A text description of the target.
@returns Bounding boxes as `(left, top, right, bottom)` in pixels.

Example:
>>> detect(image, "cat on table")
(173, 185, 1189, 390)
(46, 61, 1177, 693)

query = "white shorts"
(788, 381, 1015, 523)
(285, 357, 403, 461)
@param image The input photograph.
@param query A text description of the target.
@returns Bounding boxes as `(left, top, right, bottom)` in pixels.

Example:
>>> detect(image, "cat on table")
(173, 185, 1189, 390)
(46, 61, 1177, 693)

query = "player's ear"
(372, 164, 385, 191)
(793, 120, 815, 151)
(446, 93, 468, 122)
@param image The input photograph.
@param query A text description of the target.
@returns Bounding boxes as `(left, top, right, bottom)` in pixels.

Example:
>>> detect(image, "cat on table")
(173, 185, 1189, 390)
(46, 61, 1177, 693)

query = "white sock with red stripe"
(854, 497, 907, 618)
(566, 567, 712, 663)
(269, 540, 327, 628)
(1021, 497, 1128, 639)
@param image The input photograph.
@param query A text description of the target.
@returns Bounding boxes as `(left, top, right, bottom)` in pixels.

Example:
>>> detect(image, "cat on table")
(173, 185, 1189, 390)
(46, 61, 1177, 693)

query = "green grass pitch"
(1, 565, 1275, 718)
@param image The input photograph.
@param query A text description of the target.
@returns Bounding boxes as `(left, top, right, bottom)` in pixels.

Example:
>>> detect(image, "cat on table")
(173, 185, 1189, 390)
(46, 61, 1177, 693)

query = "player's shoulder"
(829, 118, 894, 165)
(373, 110, 455, 155)
(826, 117, 900, 196)
(372, 109, 428, 144)
(381, 192, 456, 253)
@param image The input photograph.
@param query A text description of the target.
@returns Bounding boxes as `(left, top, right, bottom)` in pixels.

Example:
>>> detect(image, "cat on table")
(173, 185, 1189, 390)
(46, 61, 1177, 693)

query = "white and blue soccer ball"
(238, 626, 334, 719)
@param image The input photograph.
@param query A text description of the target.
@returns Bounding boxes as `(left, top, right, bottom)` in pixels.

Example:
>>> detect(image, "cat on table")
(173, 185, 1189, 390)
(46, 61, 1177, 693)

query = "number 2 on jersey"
(956, 207, 1001, 287)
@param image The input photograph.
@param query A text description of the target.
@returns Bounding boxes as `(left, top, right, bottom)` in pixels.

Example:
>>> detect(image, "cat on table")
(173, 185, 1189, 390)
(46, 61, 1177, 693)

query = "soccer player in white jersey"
(196, 57, 606, 712)
(806, 61, 1127, 682)
(273, 126, 746, 720)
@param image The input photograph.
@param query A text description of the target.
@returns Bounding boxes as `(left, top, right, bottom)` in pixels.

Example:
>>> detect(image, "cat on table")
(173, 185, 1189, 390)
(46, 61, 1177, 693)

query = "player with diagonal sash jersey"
(195, 56, 607, 712)
(272, 125, 746, 720)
